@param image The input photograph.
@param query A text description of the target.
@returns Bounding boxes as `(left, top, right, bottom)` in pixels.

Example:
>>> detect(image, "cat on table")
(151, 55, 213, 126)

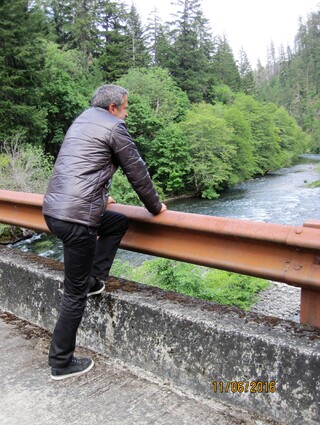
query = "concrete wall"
(1, 245, 320, 425)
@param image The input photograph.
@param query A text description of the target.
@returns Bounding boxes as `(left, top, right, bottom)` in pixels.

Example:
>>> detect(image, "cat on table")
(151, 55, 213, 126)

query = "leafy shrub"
(203, 269, 270, 310)
(110, 257, 270, 310)
(0, 136, 53, 193)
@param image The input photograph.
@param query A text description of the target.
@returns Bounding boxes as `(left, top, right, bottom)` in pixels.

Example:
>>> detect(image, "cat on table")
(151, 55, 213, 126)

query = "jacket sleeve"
(110, 122, 162, 215)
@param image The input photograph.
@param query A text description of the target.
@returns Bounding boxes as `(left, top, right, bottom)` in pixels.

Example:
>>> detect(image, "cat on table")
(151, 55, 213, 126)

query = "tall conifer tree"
(0, 0, 48, 144)
(168, 0, 213, 102)
(95, 0, 129, 81)
(238, 48, 255, 95)
(125, 4, 150, 68)
(146, 8, 172, 67)
(211, 35, 241, 92)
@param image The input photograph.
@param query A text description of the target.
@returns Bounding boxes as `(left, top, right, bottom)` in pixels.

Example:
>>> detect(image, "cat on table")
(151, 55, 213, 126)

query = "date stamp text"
(212, 381, 277, 393)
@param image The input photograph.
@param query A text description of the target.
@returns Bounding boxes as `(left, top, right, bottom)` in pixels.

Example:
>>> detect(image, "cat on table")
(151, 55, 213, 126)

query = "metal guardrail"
(1, 189, 320, 328)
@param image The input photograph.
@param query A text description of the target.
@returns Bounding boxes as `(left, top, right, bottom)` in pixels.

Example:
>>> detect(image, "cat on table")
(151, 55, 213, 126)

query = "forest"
(1, 0, 319, 202)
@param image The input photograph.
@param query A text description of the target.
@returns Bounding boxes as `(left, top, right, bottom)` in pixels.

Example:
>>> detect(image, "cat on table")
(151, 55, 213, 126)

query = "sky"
(132, 0, 320, 66)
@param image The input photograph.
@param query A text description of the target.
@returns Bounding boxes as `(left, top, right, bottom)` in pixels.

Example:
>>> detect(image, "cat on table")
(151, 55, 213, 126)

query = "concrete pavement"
(0, 312, 281, 425)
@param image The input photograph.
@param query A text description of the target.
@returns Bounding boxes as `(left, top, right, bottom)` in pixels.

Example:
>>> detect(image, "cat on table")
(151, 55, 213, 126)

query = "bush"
(203, 269, 270, 310)
(110, 257, 270, 310)
(0, 136, 53, 193)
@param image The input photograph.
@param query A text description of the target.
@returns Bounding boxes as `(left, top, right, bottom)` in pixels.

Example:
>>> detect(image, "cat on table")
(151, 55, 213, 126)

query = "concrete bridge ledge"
(0, 246, 319, 425)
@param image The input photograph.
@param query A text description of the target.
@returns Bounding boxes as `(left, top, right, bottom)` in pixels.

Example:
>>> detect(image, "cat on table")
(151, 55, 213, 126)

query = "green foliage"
(110, 257, 270, 310)
(271, 106, 310, 163)
(109, 169, 143, 206)
(118, 93, 163, 155)
(233, 93, 309, 174)
(209, 84, 235, 105)
(110, 169, 164, 206)
(147, 124, 191, 194)
(0, 224, 11, 239)
(203, 269, 270, 310)
(222, 104, 257, 183)
(40, 41, 103, 155)
(0, 223, 28, 244)
(255, 9, 320, 152)
(116, 67, 190, 124)
(211, 36, 241, 92)
(179, 103, 236, 198)
(132, 259, 204, 297)
(0, 0, 312, 203)
(168, 0, 214, 102)
(0, 0, 49, 144)
(116, 67, 190, 161)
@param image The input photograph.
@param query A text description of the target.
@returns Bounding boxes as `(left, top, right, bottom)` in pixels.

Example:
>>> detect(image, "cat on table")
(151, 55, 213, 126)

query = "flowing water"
(168, 154, 320, 225)
(11, 154, 320, 264)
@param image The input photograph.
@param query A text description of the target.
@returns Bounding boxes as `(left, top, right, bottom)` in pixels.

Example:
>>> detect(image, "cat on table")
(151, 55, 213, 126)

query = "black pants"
(44, 211, 129, 368)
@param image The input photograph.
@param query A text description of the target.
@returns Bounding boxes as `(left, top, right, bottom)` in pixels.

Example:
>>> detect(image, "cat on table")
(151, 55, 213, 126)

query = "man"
(43, 84, 166, 380)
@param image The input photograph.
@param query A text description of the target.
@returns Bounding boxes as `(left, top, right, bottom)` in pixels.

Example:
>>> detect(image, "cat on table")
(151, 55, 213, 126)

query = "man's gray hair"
(91, 84, 128, 109)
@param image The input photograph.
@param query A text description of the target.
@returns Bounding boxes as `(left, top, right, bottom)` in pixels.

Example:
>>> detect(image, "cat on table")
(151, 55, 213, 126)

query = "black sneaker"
(87, 278, 105, 297)
(51, 357, 94, 380)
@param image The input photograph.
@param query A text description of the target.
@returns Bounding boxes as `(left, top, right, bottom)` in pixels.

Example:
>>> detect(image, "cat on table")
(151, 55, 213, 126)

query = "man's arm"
(111, 123, 165, 215)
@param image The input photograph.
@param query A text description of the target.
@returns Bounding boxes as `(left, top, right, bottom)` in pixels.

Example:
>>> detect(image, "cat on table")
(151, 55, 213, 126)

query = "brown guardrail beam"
(1, 189, 320, 328)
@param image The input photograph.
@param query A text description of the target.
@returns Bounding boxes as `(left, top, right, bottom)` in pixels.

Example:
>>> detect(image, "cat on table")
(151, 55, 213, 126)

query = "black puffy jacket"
(43, 107, 162, 226)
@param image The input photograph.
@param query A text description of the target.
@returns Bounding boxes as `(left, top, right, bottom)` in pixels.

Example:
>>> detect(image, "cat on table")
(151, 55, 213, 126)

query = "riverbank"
(250, 281, 301, 323)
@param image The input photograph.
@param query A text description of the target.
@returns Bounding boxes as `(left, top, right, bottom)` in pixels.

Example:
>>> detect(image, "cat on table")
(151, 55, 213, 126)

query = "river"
(168, 154, 320, 225)
(11, 154, 320, 263)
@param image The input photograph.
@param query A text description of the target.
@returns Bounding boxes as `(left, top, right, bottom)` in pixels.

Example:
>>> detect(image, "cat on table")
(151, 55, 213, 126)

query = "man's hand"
(107, 196, 116, 204)
(159, 203, 167, 213)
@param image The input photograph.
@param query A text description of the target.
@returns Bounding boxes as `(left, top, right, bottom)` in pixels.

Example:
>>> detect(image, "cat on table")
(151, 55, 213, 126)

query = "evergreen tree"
(146, 8, 172, 67)
(0, 0, 48, 144)
(41, 0, 73, 46)
(125, 4, 150, 68)
(255, 6, 320, 151)
(67, 0, 97, 60)
(211, 35, 241, 92)
(153, 23, 172, 69)
(168, 0, 213, 102)
(266, 40, 278, 79)
(238, 48, 255, 95)
(278, 45, 287, 87)
(95, 0, 130, 81)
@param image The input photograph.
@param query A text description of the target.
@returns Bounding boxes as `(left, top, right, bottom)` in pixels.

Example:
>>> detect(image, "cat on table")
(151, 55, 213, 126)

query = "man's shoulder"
(81, 107, 124, 129)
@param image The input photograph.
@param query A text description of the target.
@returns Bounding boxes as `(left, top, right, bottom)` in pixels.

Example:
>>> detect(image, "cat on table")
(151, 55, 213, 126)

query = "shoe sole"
(51, 359, 95, 381)
(87, 285, 105, 297)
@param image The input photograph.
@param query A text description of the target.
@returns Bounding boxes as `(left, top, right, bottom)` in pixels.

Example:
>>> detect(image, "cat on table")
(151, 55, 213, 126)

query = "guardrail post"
(300, 220, 320, 328)
(300, 289, 320, 328)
